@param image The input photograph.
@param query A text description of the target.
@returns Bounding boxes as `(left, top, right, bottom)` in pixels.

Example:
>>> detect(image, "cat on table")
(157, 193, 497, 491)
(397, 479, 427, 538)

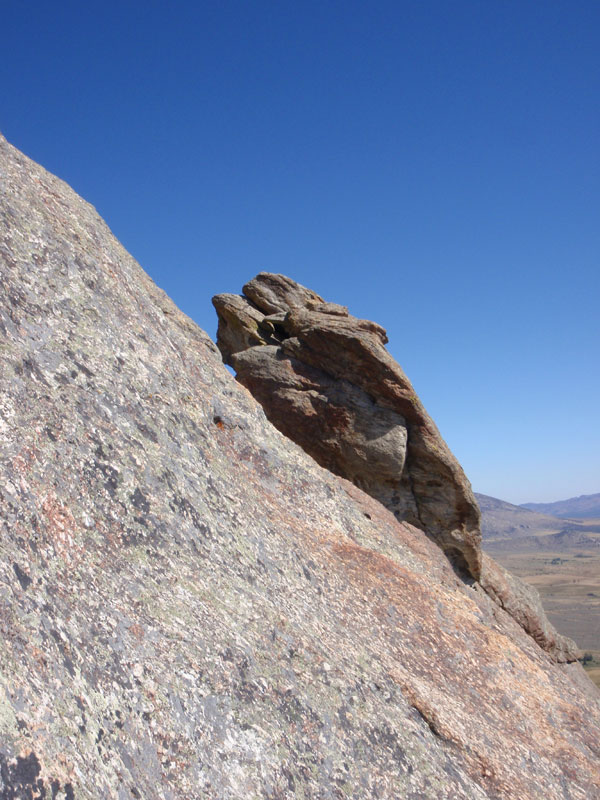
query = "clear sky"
(3, 0, 598, 504)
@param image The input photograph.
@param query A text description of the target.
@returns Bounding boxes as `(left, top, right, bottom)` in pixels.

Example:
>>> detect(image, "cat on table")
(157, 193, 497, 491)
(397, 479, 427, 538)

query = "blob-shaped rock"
(214, 273, 482, 580)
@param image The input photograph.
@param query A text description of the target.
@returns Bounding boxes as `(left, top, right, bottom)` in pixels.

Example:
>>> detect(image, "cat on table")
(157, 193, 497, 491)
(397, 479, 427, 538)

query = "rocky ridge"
(213, 275, 577, 663)
(1, 134, 599, 799)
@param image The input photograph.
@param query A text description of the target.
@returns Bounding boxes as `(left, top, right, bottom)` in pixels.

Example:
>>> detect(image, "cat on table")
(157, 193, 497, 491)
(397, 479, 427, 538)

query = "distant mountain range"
(475, 493, 572, 541)
(476, 491, 600, 554)
(484, 527, 600, 554)
(521, 493, 600, 519)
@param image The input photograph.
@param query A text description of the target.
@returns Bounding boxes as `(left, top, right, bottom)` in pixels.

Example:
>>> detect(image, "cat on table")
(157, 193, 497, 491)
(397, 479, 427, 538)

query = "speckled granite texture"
(0, 134, 599, 799)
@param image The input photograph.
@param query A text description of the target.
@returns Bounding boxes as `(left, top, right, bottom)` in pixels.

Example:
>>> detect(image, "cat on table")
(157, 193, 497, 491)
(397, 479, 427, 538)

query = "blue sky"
(3, 0, 598, 503)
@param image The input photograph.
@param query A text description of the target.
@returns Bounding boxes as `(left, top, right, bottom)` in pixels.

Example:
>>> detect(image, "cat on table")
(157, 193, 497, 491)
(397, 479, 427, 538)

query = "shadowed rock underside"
(1, 134, 599, 799)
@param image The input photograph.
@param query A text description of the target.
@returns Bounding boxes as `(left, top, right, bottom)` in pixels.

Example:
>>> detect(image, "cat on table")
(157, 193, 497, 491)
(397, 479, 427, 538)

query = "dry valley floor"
(486, 519, 600, 687)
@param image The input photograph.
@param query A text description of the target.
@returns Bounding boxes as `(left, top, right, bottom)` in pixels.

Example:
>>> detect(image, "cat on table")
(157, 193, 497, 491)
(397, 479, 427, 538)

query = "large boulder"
(214, 277, 482, 580)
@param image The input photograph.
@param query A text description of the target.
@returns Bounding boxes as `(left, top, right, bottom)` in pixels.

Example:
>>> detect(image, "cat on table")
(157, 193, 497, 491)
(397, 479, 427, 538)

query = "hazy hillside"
(475, 493, 573, 541)
(522, 493, 600, 519)
(485, 528, 600, 554)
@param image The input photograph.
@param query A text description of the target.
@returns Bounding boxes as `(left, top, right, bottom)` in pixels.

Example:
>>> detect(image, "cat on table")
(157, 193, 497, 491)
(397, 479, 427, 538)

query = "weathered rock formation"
(213, 275, 578, 663)
(214, 276, 482, 579)
(1, 134, 599, 799)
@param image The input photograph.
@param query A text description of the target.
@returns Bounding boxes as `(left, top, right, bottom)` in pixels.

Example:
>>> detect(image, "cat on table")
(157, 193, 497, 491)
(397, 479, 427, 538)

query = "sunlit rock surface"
(1, 134, 599, 799)
(213, 274, 579, 663)
(214, 275, 482, 579)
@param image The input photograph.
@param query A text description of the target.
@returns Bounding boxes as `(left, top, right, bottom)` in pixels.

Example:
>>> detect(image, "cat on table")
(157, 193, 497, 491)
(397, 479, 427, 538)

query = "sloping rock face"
(1, 134, 599, 800)
(213, 275, 578, 663)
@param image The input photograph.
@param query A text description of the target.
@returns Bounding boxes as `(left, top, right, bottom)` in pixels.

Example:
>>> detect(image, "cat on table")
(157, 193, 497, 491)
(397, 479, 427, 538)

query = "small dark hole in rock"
(364, 513, 372, 520)
(213, 416, 225, 429)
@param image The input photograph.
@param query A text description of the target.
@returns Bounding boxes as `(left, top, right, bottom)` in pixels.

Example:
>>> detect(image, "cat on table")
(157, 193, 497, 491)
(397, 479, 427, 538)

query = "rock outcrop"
(213, 275, 579, 663)
(213, 276, 482, 579)
(1, 134, 599, 799)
